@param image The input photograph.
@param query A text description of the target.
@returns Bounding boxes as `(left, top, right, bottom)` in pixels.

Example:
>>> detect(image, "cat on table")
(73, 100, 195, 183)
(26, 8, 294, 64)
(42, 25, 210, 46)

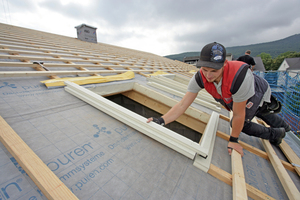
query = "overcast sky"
(1, 0, 300, 56)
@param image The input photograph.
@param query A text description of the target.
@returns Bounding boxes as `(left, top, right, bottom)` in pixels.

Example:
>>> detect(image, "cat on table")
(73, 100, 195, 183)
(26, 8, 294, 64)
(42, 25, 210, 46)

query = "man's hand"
(146, 118, 153, 123)
(228, 142, 244, 156)
(146, 117, 165, 125)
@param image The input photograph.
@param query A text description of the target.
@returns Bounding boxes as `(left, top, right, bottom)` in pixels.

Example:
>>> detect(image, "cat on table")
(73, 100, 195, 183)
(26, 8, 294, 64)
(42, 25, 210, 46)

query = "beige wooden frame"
(147, 81, 221, 112)
(65, 81, 218, 161)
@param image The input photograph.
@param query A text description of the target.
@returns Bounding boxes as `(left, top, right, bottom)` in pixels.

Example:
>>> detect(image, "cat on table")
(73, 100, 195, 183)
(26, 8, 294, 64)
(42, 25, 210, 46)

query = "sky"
(1, 0, 300, 56)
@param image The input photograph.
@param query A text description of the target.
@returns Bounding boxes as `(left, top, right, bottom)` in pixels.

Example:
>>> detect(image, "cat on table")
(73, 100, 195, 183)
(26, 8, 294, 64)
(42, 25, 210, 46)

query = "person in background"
(237, 50, 256, 71)
(147, 42, 290, 156)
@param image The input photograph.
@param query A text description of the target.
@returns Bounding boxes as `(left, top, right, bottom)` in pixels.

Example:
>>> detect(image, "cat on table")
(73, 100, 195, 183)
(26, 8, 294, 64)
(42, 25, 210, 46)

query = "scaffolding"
(254, 70, 300, 136)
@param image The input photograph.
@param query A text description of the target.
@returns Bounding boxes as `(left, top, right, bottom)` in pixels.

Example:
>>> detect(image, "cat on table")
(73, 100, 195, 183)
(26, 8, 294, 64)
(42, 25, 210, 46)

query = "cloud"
(1, 0, 300, 56)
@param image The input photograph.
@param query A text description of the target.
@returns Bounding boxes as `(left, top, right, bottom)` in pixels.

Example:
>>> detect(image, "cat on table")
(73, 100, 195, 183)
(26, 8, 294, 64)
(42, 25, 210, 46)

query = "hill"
(165, 34, 300, 61)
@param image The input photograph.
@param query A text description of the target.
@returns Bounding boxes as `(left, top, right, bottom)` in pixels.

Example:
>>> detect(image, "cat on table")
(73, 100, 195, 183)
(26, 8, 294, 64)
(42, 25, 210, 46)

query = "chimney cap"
(75, 24, 97, 30)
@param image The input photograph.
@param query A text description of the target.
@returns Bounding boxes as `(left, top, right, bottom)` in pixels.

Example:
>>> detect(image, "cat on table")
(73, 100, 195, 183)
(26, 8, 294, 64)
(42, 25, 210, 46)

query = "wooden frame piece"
(157, 73, 191, 85)
(261, 138, 300, 199)
(0, 61, 175, 70)
(131, 83, 210, 125)
(170, 74, 191, 85)
(258, 120, 300, 176)
(193, 111, 219, 172)
(229, 111, 247, 200)
(280, 139, 300, 176)
(0, 116, 78, 200)
(65, 81, 219, 167)
(208, 164, 275, 200)
(231, 150, 247, 200)
(147, 81, 221, 112)
(88, 81, 135, 96)
(65, 81, 216, 160)
(253, 117, 300, 199)
(147, 75, 219, 105)
(0, 70, 181, 78)
(90, 82, 210, 132)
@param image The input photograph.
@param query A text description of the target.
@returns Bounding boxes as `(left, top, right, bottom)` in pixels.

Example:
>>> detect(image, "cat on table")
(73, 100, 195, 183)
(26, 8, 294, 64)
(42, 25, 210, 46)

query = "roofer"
(237, 50, 256, 71)
(147, 42, 291, 156)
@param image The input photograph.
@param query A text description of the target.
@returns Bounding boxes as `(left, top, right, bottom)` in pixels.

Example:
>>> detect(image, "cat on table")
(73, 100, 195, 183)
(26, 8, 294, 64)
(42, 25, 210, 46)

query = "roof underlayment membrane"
(0, 23, 299, 200)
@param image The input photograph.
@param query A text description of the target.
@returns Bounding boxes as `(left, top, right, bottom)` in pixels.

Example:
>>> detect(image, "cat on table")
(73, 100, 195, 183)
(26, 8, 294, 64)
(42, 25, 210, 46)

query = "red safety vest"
(199, 61, 247, 105)
(195, 61, 269, 121)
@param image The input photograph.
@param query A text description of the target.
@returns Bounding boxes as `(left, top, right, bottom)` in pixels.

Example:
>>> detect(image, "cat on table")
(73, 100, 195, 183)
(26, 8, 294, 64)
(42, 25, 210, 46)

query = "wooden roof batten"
(0, 23, 196, 79)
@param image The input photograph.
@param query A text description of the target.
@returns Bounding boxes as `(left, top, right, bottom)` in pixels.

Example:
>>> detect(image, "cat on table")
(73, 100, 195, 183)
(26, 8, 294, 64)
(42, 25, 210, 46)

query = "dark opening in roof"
(106, 94, 201, 142)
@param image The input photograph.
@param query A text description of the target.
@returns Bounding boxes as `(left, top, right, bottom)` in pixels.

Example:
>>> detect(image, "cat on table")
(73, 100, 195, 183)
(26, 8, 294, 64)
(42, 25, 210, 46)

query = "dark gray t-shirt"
(187, 70, 271, 106)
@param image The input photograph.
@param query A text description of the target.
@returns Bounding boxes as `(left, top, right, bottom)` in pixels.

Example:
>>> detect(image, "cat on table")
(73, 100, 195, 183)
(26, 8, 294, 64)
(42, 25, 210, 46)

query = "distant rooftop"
(286, 57, 300, 70)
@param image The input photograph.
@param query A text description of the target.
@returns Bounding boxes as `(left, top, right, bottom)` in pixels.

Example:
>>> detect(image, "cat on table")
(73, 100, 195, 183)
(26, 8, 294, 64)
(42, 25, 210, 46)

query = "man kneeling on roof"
(147, 42, 291, 156)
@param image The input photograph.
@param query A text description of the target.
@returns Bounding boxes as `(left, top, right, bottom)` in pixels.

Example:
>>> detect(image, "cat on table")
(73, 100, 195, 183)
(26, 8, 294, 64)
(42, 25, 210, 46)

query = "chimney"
(75, 24, 97, 43)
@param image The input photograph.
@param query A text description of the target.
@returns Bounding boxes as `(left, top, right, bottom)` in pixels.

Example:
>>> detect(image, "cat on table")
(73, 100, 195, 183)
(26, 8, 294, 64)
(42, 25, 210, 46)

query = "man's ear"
(223, 60, 228, 67)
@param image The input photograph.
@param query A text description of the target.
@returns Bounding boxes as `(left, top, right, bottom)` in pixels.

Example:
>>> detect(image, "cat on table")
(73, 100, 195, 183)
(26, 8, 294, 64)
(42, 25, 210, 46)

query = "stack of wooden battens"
(0, 23, 299, 200)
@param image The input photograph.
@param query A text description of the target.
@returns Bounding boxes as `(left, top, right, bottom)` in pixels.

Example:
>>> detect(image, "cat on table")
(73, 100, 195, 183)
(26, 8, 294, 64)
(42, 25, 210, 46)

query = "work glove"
(227, 136, 244, 156)
(151, 117, 165, 125)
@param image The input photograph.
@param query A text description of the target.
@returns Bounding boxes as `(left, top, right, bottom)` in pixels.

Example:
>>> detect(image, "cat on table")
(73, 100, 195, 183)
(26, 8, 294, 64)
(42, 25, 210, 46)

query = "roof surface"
(285, 57, 300, 70)
(253, 57, 266, 72)
(0, 23, 299, 200)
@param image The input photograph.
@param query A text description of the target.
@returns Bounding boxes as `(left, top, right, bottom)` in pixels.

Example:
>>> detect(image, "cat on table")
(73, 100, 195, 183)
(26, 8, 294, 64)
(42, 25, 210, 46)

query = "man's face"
(201, 66, 223, 83)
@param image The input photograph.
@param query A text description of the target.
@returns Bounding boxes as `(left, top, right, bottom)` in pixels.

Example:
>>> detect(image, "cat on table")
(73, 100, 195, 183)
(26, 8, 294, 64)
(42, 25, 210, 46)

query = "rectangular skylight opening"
(64, 81, 219, 172)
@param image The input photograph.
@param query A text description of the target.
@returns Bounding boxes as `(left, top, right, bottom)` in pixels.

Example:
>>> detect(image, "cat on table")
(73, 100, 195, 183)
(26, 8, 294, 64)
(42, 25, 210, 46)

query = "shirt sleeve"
(250, 58, 256, 66)
(232, 69, 255, 102)
(187, 73, 203, 93)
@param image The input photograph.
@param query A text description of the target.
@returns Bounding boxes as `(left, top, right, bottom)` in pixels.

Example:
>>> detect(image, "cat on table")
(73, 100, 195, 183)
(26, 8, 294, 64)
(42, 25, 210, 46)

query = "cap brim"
(196, 60, 224, 69)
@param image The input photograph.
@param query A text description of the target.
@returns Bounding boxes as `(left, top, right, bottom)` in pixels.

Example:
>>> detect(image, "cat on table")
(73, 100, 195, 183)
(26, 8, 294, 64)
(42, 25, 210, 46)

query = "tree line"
(257, 51, 300, 71)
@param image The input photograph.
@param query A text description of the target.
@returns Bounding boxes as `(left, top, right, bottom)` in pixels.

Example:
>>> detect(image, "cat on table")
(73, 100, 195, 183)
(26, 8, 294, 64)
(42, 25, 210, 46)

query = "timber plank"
(258, 119, 300, 176)
(280, 140, 300, 176)
(0, 70, 179, 78)
(229, 111, 247, 200)
(252, 117, 300, 199)
(261, 139, 300, 200)
(208, 164, 275, 200)
(231, 150, 247, 200)
(0, 116, 78, 200)
(218, 115, 296, 173)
